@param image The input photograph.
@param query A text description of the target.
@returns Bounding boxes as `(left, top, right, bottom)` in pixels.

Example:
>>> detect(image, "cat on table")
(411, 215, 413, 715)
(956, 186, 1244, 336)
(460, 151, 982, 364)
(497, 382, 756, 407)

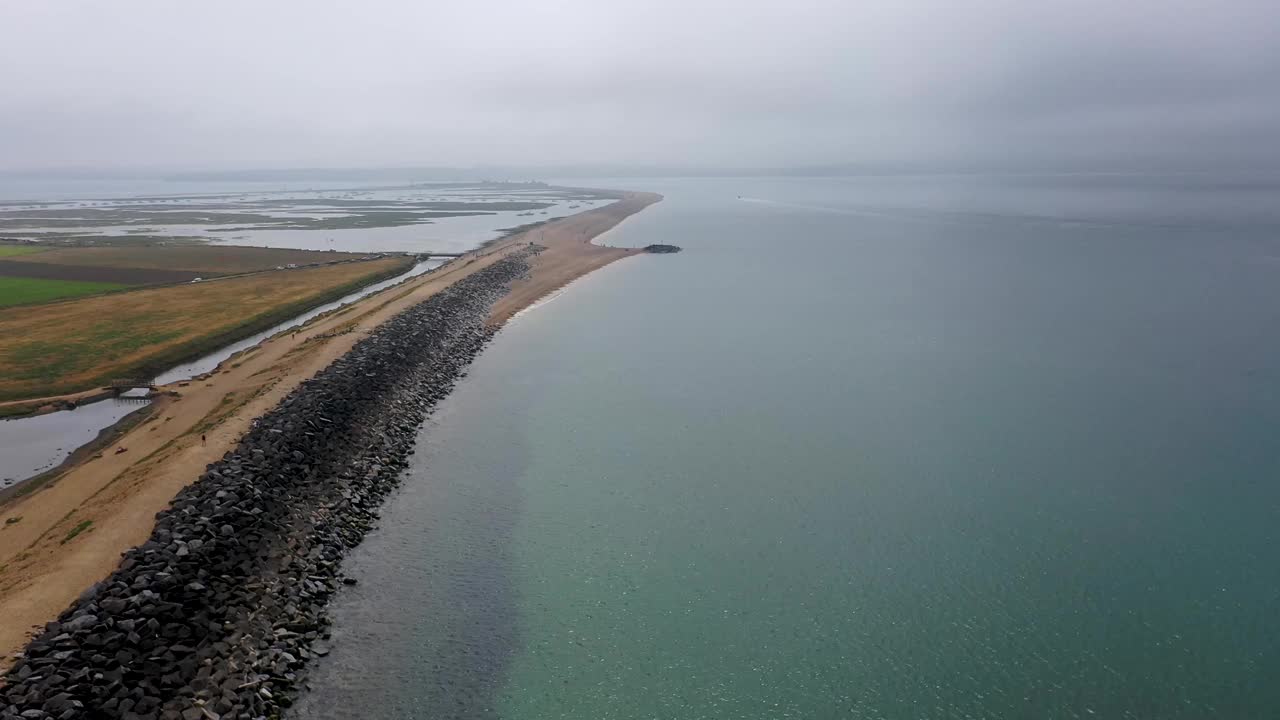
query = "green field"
(0, 246, 46, 258)
(0, 276, 129, 307)
(0, 256, 412, 400)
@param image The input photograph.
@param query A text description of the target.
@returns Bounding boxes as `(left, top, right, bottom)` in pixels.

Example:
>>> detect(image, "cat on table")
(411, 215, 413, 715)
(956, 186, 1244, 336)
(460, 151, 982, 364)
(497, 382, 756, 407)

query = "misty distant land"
(7, 159, 1280, 187)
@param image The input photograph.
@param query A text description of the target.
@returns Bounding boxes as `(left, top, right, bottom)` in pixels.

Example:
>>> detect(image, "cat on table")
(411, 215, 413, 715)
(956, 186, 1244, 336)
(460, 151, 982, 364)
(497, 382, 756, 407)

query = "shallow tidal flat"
(0, 182, 618, 250)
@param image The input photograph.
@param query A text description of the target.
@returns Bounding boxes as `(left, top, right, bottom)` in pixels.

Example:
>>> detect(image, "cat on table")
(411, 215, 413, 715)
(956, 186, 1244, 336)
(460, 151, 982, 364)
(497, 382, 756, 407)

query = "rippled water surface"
(297, 175, 1280, 719)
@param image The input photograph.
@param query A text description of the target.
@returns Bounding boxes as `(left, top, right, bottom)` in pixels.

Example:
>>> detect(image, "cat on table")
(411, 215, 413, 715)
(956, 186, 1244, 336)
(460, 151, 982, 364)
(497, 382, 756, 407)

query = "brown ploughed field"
(4, 244, 375, 275)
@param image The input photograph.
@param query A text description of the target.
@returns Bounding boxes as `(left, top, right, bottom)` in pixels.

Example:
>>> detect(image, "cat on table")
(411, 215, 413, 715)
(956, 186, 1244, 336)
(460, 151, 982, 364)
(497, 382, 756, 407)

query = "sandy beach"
(0, 191, 660, 665)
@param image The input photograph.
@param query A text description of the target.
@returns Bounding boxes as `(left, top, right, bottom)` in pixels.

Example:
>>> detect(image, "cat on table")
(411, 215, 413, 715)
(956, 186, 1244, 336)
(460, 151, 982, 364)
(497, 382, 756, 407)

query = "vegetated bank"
(0, 248, 540, 719)
(0, 256, 414, 404)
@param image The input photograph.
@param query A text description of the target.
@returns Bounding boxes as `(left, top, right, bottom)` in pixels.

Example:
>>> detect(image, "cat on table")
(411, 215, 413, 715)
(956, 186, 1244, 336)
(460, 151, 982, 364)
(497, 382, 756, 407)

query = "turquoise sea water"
(296, 175, 1280, 719)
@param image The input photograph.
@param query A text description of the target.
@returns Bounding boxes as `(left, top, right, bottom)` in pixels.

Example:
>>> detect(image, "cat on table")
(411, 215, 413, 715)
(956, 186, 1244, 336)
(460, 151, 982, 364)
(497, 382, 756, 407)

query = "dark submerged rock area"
(643, 244, 681, 254)
(1, 248, 539, 720)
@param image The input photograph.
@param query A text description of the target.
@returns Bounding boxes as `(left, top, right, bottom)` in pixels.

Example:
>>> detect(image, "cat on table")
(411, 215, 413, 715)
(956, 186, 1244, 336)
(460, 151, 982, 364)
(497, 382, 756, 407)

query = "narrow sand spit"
(0, 191, 661, 664)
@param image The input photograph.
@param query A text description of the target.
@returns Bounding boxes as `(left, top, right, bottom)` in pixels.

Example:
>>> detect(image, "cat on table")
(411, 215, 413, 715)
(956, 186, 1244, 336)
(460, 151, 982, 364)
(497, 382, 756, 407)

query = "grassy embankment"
(0, 256, 413, 401)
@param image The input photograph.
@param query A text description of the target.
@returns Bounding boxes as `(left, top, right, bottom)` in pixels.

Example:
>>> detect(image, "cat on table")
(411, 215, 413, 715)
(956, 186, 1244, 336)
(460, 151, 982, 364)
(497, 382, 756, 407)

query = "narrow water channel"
(154, 259, 442, 384)
(0, 259, 442, 489)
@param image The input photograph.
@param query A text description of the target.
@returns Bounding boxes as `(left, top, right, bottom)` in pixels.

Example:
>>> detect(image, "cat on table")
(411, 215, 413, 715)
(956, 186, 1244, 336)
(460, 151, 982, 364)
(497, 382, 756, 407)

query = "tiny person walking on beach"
(201, 434, 206, 446)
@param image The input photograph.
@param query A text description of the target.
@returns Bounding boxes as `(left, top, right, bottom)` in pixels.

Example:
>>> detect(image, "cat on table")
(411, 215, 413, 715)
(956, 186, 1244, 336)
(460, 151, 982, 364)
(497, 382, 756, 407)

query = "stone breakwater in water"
(1, 249, 538, 720)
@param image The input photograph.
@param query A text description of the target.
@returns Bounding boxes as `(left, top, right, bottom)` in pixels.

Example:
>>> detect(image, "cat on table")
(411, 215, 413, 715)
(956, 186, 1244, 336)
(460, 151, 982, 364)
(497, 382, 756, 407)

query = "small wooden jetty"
(109, 378, 156, 392)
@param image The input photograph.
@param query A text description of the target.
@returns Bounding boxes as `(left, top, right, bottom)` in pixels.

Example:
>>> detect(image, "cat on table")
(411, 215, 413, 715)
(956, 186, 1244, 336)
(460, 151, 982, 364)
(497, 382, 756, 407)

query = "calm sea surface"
(296, 175, 1280, 719)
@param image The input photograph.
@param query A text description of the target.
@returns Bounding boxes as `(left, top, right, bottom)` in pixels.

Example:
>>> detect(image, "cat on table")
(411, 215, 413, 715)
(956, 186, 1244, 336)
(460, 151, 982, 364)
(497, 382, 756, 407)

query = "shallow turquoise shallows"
(296, 175, 1280, 719)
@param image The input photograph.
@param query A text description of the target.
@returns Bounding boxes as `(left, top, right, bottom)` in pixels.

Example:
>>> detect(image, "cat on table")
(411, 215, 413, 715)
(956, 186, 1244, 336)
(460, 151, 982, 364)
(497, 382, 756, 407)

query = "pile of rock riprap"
(1, 249, 538, 720)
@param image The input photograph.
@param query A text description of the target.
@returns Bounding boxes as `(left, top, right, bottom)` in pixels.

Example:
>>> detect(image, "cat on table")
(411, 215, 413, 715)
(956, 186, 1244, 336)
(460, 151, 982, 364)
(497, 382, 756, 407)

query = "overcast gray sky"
(2, 0, 1278, 172)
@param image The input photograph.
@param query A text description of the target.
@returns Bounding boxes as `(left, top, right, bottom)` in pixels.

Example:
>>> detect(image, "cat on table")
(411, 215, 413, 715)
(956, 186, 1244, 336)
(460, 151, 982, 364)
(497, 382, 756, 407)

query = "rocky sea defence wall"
(1, 249, 538, 720)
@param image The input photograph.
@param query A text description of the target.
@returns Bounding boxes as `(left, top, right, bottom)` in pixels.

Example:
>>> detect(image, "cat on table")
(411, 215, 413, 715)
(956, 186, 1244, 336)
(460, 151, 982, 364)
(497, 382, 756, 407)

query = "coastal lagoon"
(296, 174, 1280, 718)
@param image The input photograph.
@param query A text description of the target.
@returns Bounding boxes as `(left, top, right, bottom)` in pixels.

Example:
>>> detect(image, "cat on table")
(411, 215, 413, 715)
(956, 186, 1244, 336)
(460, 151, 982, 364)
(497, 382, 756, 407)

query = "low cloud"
(2, 0, 1278, 171)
